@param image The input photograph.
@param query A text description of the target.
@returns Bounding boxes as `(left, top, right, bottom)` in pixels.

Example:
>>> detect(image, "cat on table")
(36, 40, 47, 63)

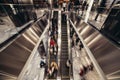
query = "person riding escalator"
(47, 62, 58, 78)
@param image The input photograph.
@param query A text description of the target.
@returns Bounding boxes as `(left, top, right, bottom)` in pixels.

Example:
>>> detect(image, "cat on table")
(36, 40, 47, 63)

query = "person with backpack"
(40, 57, 46, 68)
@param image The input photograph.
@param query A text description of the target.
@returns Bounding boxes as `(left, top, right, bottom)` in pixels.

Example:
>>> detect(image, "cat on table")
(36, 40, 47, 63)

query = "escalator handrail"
(69, 19, 107, 80)
(17, 18, 50, 80)
(0, 13, 47, 52)
(66, 15, 74, 80)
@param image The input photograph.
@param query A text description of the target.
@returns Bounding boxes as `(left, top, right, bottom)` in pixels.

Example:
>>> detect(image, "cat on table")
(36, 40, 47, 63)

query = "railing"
(17, 18, 50, 80)
(66, 14, 73, 80)
(69, 19, 107, 80)
(57, 10, 62, 79)
(0, 12, 47, 51)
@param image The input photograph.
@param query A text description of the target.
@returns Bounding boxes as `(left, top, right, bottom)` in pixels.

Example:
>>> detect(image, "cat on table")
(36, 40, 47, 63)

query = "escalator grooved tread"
(47, 11, 58, 79)
(60, 13, 70, 80)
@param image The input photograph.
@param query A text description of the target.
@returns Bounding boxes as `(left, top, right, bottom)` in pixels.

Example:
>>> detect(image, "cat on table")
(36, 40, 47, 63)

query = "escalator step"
(62, 32, 67, 33)
(62, 42, 67, 43)
(61, 55, 68, 57)
(62, 40, 68, 42)
(60, 13, 70, 79)
(61, 45, 67, 47)
(61, 42, 67, 44)
(62, 39, 67, 40)
(62, 34, 67, 36)
(62, 38, 67, 39)
(61, 47, 68, 48)
(61, 78, 70, 80)
(61, 49, 68, 51)
(62, 35, 67, 36)
(62, 50, 68, 52)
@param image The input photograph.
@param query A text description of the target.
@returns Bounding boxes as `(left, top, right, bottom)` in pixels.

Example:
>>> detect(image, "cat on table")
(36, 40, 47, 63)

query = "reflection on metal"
(15, 41, 31, 52)
(31, 25, 42, 37)
(0, 20, 34, 53)
(57, 10, 61, 79)
(87, 34, 101, 47)
(0, 14, 48, 79)
(10, 4, 16, 15)
(107, 70, 120, 79)
(0, 33, 35, 77)
(79, 22, 120, 75)
(0, 72, 17, 80)
(26, 28, 38, 43)
(84, 31, 99, 44)
(70, 19, 107, 80)
(107, 70, 120, 77)
(88, 34, 120, 75)
(15, 35, 35, 51)
(29, 28, 39, 39)
(84, 0, 94, 22)
(80, 25, 90, 36)
(22, 34, 36, 45)
(17, 0, 33, 4)
(108, 77, 120, 80)
(17, 17, 49, 80)
(78, 22, 87, 33)
(67, 14, 73, 80)
(75, 19, 120, 79)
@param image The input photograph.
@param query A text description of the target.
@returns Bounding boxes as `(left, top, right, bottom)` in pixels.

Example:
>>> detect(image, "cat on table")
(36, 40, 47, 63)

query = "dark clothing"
(40, 60, 46, 68)
(82, 1, 87, 11)
(79, 69, 84, 76)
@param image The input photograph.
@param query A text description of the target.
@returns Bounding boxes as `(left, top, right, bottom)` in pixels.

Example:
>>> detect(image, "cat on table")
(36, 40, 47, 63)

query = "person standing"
(63, 1, 66, 11)
(66, 59, 71, 68)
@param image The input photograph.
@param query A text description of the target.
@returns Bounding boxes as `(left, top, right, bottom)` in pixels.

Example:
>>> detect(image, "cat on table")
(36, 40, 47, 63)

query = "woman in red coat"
(50, 38, 55, 47)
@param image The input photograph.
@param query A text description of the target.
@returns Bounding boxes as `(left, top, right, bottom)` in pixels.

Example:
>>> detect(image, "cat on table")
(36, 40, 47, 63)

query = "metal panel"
(80, 25, 96, 39)
(0, 22, 44, 77)
(0, 74, 16, 80)
(31, 25, 42, 37)
(88, 34, 120, 75)
(0, 34, 35, 76)
(78, 22, 120, 75)
(84, 32, 99, 44)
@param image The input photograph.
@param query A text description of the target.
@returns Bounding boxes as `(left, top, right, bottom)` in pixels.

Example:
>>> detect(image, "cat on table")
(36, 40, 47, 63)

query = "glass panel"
(33, 0, 49, 8)
(101, 3, 120, 44)
(0, 4, 38, 44)
(0, 0, 32, 4)
(0, 5, 16, 44)
(0, 35, 34, 76)
(87, 0, 110, 29)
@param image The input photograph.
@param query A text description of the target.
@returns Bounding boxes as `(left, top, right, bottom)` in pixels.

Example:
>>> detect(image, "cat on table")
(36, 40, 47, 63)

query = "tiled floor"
(72, 46, 101, 80)
(0, 16, 15, 44)
(23, 51, 45, 80)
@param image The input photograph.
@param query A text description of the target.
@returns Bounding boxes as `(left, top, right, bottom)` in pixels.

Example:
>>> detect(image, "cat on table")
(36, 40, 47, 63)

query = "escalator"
(47, 11, 58, 80)
(49, 52, 57, 79)
(60, 13, 70, 80)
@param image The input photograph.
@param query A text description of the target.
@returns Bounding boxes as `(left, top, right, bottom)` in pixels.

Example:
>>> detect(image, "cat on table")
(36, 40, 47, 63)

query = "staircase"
(60, 13, 70, 80)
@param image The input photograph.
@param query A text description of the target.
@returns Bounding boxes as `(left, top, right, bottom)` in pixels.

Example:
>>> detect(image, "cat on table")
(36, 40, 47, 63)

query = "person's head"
(68, 60, 71, 64)
(51, 63, 55, 68)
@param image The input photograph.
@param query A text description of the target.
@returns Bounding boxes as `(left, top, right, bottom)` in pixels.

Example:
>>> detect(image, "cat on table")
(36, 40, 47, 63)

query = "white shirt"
(63, 2, 66, 7)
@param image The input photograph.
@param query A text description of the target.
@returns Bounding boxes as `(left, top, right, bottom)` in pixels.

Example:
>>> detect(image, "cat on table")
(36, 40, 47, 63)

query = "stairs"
(60, 14, 70, 80)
